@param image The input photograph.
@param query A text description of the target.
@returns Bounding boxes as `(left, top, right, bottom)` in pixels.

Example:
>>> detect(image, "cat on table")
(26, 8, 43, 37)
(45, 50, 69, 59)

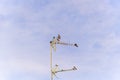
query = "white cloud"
(95, 32, 120, 52)
(0, 0, 120, 80)
(0, 57, 49, 79)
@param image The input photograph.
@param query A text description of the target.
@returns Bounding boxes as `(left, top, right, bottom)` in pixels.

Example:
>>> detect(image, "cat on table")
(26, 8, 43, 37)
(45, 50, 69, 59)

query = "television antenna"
(50, 34, 78, 80)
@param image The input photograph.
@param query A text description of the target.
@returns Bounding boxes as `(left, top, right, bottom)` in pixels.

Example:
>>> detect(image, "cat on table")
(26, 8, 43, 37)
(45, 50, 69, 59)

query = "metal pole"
(50, 45, 53, 80)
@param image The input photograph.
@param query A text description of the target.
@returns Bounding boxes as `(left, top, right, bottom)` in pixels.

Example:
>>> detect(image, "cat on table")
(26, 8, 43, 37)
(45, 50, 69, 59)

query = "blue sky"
(0, 0, 120, 80)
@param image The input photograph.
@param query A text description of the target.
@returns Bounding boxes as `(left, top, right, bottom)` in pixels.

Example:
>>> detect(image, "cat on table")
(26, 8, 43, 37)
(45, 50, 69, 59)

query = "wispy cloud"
(0, 0, 120, 80)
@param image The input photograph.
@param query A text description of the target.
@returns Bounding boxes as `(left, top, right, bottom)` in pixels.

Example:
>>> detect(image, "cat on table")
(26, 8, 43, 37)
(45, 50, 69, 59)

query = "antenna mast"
(50, 34, 78, 80)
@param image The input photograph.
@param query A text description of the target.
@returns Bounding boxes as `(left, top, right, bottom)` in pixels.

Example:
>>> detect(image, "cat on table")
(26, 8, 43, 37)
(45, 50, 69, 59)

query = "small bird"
(57, 34, 61, 41)
(74, 43, 78, 47)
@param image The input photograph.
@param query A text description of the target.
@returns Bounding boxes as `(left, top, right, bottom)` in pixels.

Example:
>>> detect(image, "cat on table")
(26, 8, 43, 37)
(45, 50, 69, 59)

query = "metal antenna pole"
(50, 45, 53, 80)
(50, 34, 78, 80)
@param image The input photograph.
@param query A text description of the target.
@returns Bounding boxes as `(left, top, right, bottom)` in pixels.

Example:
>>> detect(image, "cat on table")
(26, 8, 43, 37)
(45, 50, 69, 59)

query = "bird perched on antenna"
(57, 34, 61, 41)
(50, 34, 78, 51)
